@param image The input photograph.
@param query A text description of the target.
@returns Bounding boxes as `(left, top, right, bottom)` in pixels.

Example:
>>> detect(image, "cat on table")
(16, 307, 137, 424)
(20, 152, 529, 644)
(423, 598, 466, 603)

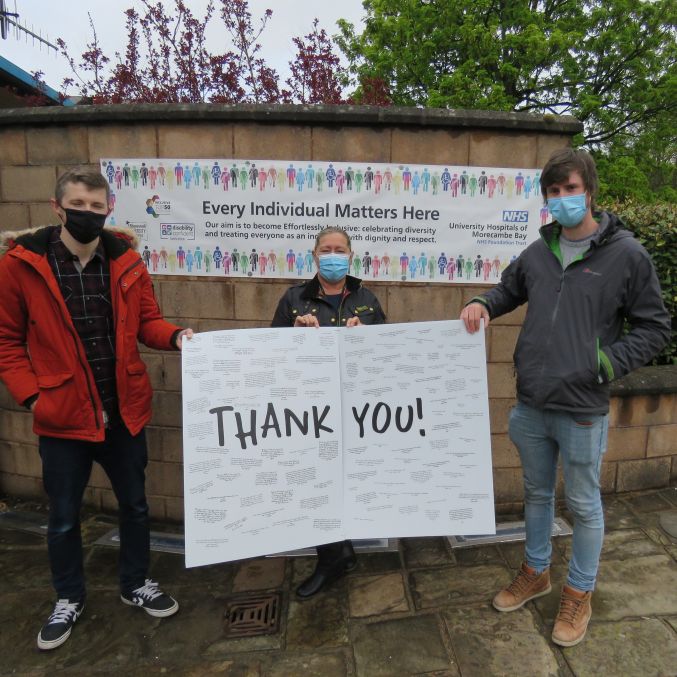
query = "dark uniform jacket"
(271, 275, 386, 328)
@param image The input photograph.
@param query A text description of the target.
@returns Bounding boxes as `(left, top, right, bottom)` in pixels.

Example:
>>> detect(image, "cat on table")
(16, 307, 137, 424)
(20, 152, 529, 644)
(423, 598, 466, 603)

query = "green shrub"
(600, 199, 676, 365)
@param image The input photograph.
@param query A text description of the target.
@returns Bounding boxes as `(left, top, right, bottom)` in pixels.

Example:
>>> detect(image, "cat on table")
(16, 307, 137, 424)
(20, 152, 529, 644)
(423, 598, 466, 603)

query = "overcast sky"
(1, 0, 366, 92)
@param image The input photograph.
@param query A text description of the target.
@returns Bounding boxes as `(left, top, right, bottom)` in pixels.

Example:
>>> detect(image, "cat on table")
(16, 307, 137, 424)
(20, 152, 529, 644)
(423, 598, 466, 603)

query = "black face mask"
(61, 207, 107, 244)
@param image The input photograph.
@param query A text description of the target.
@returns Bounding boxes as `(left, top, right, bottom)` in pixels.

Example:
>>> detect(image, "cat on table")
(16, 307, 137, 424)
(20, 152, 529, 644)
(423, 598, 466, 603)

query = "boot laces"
(507, 568, 536, 595)
(558, 592, 585, 625)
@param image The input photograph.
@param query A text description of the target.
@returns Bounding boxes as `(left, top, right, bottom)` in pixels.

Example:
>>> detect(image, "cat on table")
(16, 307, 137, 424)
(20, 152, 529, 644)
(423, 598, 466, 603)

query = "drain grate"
(223, 593, 280, 638)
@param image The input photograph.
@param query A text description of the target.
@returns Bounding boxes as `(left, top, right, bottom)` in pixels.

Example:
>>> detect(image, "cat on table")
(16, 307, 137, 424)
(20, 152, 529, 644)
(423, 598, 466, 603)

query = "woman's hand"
(294, 314, 320, 328)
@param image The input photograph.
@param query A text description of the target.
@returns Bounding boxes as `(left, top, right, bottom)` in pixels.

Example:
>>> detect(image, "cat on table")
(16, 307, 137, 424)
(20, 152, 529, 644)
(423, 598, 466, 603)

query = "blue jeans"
(509, 401, 608, 591)
(39, 425, 150, 600)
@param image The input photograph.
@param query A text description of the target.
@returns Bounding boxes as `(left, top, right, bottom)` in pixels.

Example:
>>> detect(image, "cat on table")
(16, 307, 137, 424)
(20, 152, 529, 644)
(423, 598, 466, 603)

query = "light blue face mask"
(318, 253, 350, 282)
(547, 193, 588, 228)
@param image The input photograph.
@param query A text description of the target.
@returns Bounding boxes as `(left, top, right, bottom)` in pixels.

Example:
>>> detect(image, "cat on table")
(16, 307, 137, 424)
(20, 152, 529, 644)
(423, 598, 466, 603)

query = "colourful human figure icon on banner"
(212, 246, 222, 269)
(408, 255, 417, 279)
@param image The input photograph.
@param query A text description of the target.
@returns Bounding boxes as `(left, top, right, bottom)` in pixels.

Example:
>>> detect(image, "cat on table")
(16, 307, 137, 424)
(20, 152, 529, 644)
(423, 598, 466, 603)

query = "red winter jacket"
(0, 226, 181, 441)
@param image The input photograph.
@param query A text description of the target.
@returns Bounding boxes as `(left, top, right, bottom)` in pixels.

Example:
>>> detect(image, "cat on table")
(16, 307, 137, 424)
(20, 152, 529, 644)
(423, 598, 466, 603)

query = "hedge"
(601, 199, 676, 365)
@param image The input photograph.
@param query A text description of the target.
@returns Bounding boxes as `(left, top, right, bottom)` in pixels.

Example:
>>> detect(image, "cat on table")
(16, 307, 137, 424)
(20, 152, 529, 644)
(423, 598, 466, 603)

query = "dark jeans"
(39, 425, 150, 600)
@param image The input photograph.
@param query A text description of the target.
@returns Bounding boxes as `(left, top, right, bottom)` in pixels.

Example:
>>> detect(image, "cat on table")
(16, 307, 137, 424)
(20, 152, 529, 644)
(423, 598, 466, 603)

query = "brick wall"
(1, 104, 674, 518)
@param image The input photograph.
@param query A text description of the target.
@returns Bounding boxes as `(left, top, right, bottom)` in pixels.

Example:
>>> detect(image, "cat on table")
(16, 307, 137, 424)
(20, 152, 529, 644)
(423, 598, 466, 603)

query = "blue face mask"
(547, 193, 588, 228)
(318, 253, 350, 282)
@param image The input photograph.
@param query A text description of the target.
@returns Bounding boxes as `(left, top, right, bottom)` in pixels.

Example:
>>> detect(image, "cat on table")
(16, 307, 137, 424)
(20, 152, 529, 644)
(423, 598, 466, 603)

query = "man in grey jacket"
(461, 148, 670, 647)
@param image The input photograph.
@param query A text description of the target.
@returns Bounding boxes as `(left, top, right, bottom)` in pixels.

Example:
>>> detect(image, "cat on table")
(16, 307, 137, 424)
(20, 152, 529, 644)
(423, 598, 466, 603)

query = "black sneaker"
(37, 599, 84, 650)
(120, 579, 179, 617)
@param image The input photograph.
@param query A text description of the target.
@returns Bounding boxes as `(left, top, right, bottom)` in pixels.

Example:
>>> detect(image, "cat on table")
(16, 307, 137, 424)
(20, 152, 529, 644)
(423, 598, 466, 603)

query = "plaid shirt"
(47, 227, 118, 424)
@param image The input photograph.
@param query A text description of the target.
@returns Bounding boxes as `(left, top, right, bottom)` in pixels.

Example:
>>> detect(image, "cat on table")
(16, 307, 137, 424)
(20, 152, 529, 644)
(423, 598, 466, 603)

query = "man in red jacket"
(0, 167, 193, 650)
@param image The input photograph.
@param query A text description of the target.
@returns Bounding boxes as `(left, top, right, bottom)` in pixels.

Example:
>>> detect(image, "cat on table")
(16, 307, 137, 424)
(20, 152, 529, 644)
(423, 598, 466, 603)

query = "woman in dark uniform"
(272, 226, 386, 598)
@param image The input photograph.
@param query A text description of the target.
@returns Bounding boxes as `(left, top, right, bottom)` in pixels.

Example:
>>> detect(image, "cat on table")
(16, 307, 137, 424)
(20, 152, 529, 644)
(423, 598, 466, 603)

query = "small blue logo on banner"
(502, 210, 529, 223)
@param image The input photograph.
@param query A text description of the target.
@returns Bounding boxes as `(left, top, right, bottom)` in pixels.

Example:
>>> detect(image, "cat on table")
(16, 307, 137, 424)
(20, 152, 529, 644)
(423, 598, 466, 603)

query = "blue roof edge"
(0, 54, 75, 106)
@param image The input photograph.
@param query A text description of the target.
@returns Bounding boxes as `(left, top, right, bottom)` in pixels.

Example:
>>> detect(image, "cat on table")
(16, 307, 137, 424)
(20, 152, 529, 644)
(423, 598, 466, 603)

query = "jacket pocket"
(34, 372, 76, 429)
(123, 361, 152, 416)
(126, 362, 147, 376)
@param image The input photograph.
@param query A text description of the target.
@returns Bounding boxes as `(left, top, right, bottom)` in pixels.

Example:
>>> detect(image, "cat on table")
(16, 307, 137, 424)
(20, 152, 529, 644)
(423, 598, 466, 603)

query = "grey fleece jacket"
(474, 212, 671, 414)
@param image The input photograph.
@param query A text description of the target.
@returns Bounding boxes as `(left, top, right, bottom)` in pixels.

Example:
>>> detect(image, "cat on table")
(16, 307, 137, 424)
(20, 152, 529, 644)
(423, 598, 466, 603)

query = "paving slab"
(143, 589, 235, 662)
(443, 606, 561, 677)
(262, 651, 347, 677)
(134, 659, 262, 676)
(559, 528, 664, 563)
(0, 525, 45, 547)
(498, 539, 568, 569)
(232, 558, 286, 592)
(534, 557, 677, 622)
(0, 548, 52, 593)
(410, 564, 512, 609)
(351, 615, 456, 677)
(453, 544, 504, 567)
(402, 537, 453, 569)
(349, 573, 409, 618)
(148, 551, 238, 591)
(2, 592, 153, 674)
(286, 586, 349, 649)
(659, 510, 677, 539)
(562, 618, 677, 677)
(602, 497, 641, 530)
(353, 550, 402, 575)
(622, 491, 675, 514)
(657, 488, 677, 507)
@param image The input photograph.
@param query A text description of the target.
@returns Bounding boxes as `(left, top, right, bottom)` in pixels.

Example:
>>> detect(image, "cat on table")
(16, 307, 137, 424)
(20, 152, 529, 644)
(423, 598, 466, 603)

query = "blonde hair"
(314, 226, 351, 251)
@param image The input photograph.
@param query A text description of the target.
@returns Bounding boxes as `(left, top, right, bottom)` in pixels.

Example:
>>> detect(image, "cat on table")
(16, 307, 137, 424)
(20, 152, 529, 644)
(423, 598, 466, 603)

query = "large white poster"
(182, 321, 494, 568)
(102, 158, 545, 283)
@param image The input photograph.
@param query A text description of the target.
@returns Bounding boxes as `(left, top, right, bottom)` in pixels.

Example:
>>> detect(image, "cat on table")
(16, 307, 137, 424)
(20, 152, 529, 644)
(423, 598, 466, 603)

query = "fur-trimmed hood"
(0, 225, 139, 258)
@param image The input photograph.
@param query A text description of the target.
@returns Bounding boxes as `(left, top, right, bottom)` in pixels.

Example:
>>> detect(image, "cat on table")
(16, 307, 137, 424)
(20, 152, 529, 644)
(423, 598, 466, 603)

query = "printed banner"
(101, 158, 546, 283)
(182, 321, 494, 567)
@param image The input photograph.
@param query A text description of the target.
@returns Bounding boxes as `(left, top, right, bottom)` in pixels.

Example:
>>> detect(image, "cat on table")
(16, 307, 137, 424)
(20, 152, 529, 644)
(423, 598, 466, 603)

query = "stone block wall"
(0, 104, 674, 518)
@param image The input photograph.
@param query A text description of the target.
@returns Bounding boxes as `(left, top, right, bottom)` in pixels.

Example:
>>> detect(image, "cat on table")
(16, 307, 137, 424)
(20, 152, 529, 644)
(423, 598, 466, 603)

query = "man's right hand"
(460, 302, 490, 333)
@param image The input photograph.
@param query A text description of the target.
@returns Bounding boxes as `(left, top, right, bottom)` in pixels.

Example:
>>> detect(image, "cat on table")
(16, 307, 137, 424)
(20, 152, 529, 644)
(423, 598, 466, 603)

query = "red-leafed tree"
(285, 18, 344, 104)
(56, 0, 385, 106)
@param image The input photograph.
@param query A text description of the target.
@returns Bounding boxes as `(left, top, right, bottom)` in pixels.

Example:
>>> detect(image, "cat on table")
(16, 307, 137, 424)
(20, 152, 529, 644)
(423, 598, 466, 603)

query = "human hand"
(460, 303, 490, 333)
(175, 328, 194, 350)
(293, 314, 320, 328)
(346, 316, 362, 327)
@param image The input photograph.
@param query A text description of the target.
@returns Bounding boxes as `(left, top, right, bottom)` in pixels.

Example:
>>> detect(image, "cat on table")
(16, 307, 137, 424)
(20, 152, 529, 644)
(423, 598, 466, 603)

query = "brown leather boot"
(493, 562, 552, 612)
(552, 585, 592, 647)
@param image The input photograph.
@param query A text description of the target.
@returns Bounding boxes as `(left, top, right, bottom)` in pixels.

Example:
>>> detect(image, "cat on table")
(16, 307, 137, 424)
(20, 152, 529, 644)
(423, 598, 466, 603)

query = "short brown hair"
(314, 226, 351, 251)
(55, 166, 110, 205)
(541, 148, 598, 210)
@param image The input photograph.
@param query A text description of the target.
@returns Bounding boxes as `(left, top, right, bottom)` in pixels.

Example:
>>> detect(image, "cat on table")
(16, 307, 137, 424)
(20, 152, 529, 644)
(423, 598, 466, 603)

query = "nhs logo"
(502, 210, 529, 223)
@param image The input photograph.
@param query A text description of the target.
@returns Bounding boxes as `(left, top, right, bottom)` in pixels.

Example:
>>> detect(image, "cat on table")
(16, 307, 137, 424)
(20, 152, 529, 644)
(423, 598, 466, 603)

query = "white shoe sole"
(121, 595, 179, 617)
(493, 585, 552, 612)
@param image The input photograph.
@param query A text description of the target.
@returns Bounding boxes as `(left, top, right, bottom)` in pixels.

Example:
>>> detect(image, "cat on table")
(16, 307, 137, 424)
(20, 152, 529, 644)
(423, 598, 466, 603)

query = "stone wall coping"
(610, 365, 677, 397)
(0, 103, 583, 134)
